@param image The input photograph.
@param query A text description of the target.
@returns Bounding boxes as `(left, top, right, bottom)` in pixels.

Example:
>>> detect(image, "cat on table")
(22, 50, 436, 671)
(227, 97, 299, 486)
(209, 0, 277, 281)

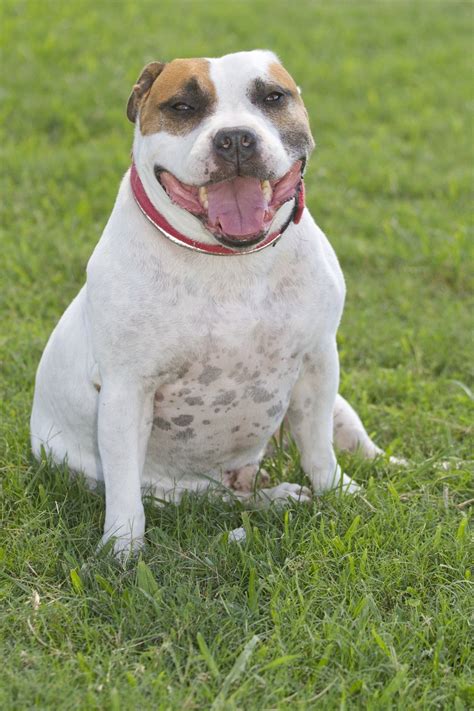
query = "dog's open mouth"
(156, 161, 303, 246)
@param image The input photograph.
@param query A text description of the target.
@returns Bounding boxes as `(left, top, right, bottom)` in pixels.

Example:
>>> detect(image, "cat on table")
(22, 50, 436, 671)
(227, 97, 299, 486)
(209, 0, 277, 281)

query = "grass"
(1, 0, 473, 708)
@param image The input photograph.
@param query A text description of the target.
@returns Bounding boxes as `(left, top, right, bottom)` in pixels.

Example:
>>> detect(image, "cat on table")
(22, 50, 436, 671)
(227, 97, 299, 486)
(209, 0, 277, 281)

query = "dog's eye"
(264, 91, 284, 103)
(172, 102, 194, 112)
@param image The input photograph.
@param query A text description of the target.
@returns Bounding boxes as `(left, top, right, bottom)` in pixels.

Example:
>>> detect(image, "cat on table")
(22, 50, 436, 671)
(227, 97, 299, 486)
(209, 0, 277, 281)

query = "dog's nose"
(213, 127, 258, 164)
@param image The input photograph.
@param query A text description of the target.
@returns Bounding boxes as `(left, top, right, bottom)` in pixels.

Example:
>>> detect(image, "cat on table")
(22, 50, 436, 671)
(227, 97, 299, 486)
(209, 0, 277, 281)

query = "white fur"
(31, 51, 382, 557)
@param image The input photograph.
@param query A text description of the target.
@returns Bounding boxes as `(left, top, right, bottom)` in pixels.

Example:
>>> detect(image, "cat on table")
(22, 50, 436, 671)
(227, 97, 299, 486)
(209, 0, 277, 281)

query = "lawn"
(1, 0, 473, 708)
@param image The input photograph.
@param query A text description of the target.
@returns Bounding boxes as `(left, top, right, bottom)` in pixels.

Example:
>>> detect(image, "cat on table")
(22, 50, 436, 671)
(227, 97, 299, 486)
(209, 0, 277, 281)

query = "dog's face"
(129, 50, 315, 248)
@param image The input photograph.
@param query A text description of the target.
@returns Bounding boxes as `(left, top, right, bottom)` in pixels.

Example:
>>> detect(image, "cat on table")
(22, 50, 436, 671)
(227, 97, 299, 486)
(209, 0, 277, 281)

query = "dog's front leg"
(287, 342, 358, 493)
(98, 377, 154, 558)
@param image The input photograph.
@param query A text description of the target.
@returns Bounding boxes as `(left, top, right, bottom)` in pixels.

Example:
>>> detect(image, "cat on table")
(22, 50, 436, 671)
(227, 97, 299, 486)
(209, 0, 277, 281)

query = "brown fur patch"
(268, 62, 300, 95)
(256, 62, 315, 158)
(139, 58, 217, 136)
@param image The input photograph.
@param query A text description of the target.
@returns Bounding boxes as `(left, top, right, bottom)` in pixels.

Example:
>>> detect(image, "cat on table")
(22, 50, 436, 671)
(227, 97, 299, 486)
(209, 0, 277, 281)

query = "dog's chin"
(154, 160, 303, 247)
(212, 232, 266, 249)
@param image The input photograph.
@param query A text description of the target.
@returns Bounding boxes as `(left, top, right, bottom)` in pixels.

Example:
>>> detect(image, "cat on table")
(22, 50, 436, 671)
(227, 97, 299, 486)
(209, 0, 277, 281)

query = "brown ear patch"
(139, 58, 217, 136)
(127, 61, 166, 123)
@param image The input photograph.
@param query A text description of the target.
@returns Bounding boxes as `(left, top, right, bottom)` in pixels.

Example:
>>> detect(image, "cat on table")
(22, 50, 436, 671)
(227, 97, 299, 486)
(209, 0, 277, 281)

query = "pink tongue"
(207, 177, 266, 237)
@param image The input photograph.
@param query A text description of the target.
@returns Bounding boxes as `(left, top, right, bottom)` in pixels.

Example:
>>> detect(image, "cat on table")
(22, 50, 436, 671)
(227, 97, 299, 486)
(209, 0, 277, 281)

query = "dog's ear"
(127, 61, 166, 123)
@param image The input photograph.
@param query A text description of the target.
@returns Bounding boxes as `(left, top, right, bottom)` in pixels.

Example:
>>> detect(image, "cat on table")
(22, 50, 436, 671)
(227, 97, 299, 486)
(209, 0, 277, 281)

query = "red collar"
(130, 162, 305, 256)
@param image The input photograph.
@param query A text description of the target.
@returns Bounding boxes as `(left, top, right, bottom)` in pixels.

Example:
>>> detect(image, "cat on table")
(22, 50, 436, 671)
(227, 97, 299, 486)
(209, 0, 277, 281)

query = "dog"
(31, 50, 386, 557)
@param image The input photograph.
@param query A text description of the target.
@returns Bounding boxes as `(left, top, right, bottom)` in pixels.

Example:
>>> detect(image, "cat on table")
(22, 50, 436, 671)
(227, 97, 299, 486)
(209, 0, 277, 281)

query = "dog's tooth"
(261, 180, 272, 202)
(199, 186, 208, 209)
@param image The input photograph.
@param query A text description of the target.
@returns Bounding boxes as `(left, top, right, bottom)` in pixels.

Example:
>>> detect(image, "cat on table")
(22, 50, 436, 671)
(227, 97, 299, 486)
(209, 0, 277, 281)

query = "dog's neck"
(130, 161, 305, 257)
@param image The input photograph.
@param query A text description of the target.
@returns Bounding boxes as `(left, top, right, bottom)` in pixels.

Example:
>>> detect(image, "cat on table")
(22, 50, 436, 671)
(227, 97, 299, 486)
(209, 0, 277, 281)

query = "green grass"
(1, 0, 473, 708)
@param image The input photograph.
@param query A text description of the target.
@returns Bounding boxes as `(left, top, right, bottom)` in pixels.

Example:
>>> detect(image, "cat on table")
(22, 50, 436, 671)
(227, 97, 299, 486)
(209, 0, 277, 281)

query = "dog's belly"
(143, 348, 302, 488)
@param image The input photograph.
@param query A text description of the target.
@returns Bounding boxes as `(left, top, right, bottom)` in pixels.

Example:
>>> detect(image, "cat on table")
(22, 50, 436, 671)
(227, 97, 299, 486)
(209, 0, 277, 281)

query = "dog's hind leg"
(333, 394, 383, 459)
(267, 396, 383, 460)
(268, 395, 404, 465)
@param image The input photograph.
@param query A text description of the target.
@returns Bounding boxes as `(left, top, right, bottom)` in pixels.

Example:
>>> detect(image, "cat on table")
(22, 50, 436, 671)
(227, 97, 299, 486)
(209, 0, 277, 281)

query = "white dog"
(31, 50, 385, 556)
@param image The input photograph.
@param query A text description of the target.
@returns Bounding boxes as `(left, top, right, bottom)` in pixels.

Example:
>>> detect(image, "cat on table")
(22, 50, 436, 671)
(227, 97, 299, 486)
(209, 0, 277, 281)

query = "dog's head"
(128, 50, 315, 249)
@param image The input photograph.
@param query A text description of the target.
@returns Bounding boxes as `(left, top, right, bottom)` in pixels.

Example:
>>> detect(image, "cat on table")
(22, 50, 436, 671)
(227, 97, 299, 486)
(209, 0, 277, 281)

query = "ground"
(0, 0, 473, 708)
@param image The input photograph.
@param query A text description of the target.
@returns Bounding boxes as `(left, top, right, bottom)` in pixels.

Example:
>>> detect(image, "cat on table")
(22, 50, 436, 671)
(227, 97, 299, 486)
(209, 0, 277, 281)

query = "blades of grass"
(378, 665, 409, 705)
(70, 568, 84, 595)
(317, 642, 335, 668)
(240, 511, 252, 541)
(135, 560, 160, 600)
(197, 633, 220, 680)
(344, 514, 361, 542)
(371, 627, 391, 658)
(247, 566, 258, 613)
(259, 654, 300, 672)
(456, 516, 468, 543)
(94, 574, 115, 596)
(211, 635, 260, 710)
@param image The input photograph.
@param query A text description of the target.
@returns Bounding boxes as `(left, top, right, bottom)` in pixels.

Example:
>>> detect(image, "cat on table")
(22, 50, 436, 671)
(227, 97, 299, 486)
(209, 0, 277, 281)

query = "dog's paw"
(98, 532, 144, 563)
(312, 471, 360, 496)
(262, 482, 312, 507)
(337, 472, 360, 494)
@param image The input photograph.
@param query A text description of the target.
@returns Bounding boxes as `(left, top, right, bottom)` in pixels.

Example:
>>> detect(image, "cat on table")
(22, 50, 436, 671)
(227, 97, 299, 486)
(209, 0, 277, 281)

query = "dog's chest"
(150, 293, 309, 468)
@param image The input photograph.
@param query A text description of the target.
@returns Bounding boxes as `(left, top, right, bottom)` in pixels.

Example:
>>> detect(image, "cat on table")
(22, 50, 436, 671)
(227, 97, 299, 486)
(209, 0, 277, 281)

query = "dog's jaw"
(156, 160, 303, 247)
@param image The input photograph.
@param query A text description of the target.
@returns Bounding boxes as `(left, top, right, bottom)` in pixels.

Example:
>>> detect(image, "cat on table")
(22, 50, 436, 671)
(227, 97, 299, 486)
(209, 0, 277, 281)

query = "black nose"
(213, 127, 258, 164)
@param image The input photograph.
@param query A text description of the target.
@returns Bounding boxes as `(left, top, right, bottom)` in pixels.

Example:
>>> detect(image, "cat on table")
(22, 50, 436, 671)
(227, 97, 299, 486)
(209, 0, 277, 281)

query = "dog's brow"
(159, 76, 211, 108)
(250, 78, 295, 99)
(267, 83, 294, 97)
